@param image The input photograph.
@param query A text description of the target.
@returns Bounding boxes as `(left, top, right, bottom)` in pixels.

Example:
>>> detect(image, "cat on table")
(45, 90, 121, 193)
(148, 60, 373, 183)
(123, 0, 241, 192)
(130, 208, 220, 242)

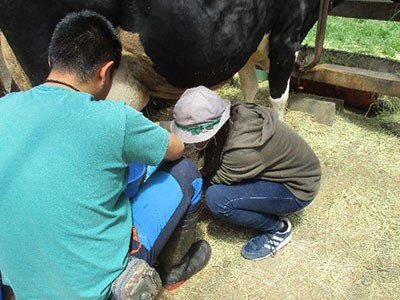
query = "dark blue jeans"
(205, 179, 311, 233)
(129, 157, 202, 266)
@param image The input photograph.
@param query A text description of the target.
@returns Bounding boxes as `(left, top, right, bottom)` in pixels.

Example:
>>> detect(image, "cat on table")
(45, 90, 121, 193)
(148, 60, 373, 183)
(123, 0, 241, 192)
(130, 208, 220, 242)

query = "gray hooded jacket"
(210, 103, 321, 201)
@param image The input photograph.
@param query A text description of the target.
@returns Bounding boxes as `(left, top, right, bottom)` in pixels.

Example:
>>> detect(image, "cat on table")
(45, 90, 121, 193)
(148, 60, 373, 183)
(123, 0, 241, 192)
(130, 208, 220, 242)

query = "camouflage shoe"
(111, 256, 162, 300)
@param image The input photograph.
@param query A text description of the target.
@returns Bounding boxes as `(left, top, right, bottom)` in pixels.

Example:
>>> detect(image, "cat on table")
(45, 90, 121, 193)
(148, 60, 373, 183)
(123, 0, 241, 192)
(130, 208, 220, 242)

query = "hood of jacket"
(224, 102, 279, 151)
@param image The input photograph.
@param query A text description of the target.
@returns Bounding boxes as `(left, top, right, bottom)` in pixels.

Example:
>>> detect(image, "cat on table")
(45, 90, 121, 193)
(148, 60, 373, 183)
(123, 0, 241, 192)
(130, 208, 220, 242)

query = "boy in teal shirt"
(0, 10, 210, 300)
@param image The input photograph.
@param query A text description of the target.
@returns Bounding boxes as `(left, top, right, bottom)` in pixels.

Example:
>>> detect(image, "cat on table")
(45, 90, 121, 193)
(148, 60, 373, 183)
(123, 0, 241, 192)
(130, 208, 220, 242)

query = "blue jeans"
(205, 179, 310, 233)
(129, 157, 202, 266)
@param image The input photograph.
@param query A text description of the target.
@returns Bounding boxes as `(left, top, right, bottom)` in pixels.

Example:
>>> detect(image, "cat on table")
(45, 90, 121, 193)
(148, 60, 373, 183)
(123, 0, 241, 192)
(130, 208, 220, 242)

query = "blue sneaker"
(241, 217, 292, 261)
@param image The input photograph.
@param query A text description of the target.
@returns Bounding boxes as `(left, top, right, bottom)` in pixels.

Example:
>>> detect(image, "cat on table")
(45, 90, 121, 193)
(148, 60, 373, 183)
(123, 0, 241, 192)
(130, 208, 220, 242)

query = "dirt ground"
(148, 82, 400, 300)
(1, 79, 398, 300)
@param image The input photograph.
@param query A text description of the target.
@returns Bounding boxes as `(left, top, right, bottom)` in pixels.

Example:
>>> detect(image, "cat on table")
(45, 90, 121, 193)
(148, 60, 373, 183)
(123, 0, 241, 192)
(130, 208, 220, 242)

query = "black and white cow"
(0, 0, 345, 119)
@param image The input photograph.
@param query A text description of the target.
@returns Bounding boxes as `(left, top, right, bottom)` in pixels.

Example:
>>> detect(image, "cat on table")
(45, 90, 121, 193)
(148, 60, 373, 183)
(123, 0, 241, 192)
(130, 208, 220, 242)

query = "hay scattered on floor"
(154, 81, 400, 300)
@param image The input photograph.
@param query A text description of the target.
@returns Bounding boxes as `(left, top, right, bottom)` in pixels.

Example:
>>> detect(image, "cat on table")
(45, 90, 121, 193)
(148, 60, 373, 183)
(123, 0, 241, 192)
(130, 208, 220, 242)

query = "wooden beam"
(292, 64, 400, 97)
(298, 46, 400, 74)
(330, 0, 400, 21)
(290, 77, 376, 110)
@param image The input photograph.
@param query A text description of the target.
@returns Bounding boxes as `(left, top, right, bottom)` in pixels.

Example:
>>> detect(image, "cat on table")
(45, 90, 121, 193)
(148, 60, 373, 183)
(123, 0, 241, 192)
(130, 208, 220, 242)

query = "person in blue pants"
(111, 157, 210, 299)
(0, 11, 210, 300)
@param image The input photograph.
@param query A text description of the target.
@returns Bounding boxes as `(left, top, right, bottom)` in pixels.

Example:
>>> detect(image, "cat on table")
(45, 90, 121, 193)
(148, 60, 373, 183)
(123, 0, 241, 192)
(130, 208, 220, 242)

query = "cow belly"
(108, 29, 231, 110)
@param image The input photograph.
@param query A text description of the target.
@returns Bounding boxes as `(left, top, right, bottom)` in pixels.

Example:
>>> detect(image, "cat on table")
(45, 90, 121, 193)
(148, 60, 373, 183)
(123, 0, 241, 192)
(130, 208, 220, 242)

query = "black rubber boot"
(157, 208, 211, 290)
(157, 209, 199, 269)
(161, 240, 211, 290)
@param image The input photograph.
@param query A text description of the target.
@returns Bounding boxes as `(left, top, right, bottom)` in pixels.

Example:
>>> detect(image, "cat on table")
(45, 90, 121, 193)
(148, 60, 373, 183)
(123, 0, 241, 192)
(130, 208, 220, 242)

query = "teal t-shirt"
(0, 85, 169, 299)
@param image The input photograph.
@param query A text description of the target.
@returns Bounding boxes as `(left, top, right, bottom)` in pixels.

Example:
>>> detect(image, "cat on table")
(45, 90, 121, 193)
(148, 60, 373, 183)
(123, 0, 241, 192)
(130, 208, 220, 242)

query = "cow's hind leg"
(238, 34, 270, 103)
(238, 61, 258, 102)
(0, 31, 32, 91)
(268, 51, 297, 121)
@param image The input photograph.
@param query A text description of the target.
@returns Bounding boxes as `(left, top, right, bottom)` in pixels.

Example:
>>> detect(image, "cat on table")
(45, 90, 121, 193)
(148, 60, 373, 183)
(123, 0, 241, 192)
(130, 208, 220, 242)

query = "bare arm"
(163, 132, 184, 161)
(154, 120, 183, 161)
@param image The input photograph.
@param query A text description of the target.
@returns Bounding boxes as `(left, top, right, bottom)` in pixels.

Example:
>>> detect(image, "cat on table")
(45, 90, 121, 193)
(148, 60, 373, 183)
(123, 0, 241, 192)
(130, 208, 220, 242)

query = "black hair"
(48, 10, 122, 82)
(199, 117, 231, 184)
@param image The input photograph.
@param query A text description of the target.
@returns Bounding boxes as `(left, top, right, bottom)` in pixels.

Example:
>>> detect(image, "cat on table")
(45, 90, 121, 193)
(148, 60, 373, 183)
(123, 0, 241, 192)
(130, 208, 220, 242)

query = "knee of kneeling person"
(174, 157, 201, 178)
(161, 157, 201, 183)
(205, 185, 229, 217)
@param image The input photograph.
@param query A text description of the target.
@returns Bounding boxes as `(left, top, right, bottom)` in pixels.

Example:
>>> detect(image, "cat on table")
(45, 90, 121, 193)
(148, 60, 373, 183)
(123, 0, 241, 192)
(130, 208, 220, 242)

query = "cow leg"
(238, 34, 270, 103)
(0, 31, 32, 91)
(268, 51, 297, 121)
(238, 61, 258, 102)
(0, 79, 6, 96)
(107, 55, 150, 111)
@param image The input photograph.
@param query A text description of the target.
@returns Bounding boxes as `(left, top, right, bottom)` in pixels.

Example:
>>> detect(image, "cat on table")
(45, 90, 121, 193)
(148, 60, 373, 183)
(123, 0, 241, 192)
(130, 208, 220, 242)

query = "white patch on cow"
(242, 42, 298, 121)
(0, 31, 32, 91)
(270, 51, 298, 121)
(240, 33, 292, 121)
(269, 79, 289, 122)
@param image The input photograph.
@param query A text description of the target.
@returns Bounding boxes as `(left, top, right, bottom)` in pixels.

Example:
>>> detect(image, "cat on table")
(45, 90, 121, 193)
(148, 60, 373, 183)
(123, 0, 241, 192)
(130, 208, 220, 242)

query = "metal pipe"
(300, 0, 331, 73)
